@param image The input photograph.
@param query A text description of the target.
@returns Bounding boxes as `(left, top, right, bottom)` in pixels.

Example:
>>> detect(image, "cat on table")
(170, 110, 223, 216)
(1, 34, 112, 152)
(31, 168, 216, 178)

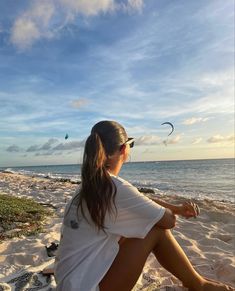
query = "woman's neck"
(107, 160, 123, 176)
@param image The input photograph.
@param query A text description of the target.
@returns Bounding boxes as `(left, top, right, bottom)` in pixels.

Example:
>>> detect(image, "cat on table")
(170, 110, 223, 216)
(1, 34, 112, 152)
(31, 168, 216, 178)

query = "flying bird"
(161, 122, 174, 136)
(65, 133, 69, 140)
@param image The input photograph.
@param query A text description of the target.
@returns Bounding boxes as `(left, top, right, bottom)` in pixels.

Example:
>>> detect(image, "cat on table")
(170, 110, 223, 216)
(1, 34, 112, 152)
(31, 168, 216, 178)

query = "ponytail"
(78, 132, 117, 231)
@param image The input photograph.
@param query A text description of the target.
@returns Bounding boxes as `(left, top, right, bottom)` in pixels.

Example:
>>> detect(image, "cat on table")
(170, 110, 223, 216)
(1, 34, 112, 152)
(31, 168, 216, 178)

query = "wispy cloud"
(207, 134, 234, 144)
(60, 0, 115, 17)
(167, 135, 181, 144)
(7, 133, 183, 157)
(7, 138, 85, 156)
(135, 135, 161, 145)
(6, 145, 22, 152)
(121, 0, 144, 13)
(182, 117, 210, 125)
(39, 138, 59, 150)
(35, 151, 60, 156)
(70, 98, 90, 109)
(52, 140, 85, 150)
(26, 145, 40, 152)
(134, 134, 182, 146)
(192, 137, 202, 144)
(192, 88, 234, 115)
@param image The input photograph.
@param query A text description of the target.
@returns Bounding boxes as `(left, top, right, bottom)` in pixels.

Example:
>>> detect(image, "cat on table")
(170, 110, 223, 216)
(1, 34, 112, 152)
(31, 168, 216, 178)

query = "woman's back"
(55, 174, 165, 291)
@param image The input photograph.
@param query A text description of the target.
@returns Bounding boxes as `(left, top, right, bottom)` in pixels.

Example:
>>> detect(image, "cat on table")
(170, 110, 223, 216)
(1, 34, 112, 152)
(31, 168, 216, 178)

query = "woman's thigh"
(99, 226, 166, 291)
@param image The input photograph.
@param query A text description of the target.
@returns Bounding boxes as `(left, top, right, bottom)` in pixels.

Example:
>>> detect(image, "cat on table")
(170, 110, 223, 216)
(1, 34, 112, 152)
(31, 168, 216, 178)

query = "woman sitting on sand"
(55, 120, 234, 291)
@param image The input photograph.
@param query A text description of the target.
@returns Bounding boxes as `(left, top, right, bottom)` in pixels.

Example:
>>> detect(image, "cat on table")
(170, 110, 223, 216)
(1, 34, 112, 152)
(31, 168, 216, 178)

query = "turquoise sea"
(1, 158, 234, 202)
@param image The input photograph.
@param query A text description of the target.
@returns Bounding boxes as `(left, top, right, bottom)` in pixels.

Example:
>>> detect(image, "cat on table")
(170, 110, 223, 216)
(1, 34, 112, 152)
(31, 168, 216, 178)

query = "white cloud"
(10, 0, 143, 50)
(192, 137, 202, 144)
(128, 0, 143, 10)
(135, 135, 161, 145)
(125, 125, 160, 136)
(200, 71, 234, 87)
(60, 0, 144, 17)
(207, 134, 234, 144)
(134, 134, 181, 146)
(182, 117, 210, 125)
(121, 0, 144, 13)
(29, 1, 55, 26)
(11, 18, 41, 50)
(70, 98, 89, 109)
(10, 1, 55, 50)
(60, 0, 115, 17)
(163, 134, 181, 145)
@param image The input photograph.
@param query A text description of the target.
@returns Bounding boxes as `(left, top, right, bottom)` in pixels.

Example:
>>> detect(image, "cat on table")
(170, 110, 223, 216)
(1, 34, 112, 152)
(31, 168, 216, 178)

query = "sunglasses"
(124, 137, 135, 148)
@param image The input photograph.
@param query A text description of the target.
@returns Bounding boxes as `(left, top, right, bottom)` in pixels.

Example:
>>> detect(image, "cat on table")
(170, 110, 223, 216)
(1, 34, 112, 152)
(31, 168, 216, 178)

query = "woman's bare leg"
(152, 229, 202, 289)
(99, 227, 203, 291)
(152, 230, 234, 290)
(99, 227, 164, 291)
(99, 226, 234, 291)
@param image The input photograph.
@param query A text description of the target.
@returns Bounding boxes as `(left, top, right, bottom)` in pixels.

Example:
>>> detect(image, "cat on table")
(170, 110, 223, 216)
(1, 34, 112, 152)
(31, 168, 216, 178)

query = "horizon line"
(1, 157, 234, 168)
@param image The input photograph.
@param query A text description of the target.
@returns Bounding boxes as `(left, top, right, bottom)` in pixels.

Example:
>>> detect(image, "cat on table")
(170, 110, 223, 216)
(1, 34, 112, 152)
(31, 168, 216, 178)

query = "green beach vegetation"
(0, 194, 52, 242)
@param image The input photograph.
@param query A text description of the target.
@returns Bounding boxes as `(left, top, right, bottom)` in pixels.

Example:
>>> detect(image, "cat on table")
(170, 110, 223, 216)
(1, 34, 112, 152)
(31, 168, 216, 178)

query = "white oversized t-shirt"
(54, 174, 165, 291)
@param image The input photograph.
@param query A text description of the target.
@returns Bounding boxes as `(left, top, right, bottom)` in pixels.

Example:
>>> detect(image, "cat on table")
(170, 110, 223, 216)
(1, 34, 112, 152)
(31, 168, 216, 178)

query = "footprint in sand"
(212, 233, 232, 243)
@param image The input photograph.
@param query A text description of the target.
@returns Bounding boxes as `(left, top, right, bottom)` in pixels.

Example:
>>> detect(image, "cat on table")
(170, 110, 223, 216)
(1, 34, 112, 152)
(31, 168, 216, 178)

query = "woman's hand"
(175, 201, 200, 219)
(151, 197, 200, 219)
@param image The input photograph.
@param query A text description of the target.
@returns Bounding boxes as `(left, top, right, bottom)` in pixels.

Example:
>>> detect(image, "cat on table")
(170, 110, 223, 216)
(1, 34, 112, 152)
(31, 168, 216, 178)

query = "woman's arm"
(151, 198, 179, 214)
(151, 198, 200, 219)
(155, 208, 176, 229)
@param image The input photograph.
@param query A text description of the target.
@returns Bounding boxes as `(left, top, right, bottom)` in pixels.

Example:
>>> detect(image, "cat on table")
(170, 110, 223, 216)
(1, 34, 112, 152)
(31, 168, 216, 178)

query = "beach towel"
(0, 259, 56, 291)
(0, 266, 188, 291)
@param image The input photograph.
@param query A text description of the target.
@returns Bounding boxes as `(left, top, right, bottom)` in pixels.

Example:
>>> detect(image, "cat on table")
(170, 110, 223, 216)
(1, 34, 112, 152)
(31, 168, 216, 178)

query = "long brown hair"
(78, 120, 128, 231)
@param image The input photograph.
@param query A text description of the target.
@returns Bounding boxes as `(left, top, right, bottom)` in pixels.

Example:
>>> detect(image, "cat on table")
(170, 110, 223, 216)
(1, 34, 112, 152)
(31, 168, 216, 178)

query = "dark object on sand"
(138, 187, 155, 194)
(45, 242, 59, 257)
(42, 268, 54, 276)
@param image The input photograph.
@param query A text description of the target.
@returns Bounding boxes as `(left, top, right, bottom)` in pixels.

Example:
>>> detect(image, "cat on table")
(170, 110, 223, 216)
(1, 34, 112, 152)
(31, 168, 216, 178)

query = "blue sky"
(0, 0, 234, 167)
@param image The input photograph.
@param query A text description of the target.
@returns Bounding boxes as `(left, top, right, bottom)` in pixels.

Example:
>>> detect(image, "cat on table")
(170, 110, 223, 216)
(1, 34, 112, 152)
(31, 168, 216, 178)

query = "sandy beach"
(0, 172, 234, 290)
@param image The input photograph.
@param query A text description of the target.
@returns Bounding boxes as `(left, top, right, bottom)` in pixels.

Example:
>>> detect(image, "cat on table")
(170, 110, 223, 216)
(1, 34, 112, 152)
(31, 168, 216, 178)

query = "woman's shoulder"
(109, 174, 135, 189)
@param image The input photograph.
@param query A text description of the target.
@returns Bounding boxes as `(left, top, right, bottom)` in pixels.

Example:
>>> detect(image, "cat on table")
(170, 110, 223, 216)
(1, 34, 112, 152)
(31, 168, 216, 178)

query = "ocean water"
(1, 158, 234, 202)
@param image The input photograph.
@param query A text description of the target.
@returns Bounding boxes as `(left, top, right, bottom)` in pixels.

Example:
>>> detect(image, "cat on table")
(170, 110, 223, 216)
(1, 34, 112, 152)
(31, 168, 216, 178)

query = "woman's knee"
(150, 224, 171, 236)
(144, 225, 171, 249)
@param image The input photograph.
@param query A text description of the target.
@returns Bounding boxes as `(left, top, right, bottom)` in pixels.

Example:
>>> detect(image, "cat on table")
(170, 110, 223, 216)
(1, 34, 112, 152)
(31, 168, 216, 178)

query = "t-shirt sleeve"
(105, 181, 166, 238)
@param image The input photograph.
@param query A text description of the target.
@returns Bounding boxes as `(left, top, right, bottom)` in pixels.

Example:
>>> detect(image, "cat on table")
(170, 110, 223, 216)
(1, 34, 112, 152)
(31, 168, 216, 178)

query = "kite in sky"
(65, 133, 69, 140)
(161, 122, 174, 136)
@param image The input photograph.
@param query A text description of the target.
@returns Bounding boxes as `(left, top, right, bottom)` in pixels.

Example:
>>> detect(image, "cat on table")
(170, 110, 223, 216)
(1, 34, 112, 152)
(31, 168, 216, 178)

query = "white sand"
(0, 172, 234, 290)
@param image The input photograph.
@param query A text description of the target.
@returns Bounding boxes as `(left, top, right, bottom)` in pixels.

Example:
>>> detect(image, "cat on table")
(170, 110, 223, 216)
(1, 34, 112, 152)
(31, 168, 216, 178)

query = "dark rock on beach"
(138, 187, 155, 194)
